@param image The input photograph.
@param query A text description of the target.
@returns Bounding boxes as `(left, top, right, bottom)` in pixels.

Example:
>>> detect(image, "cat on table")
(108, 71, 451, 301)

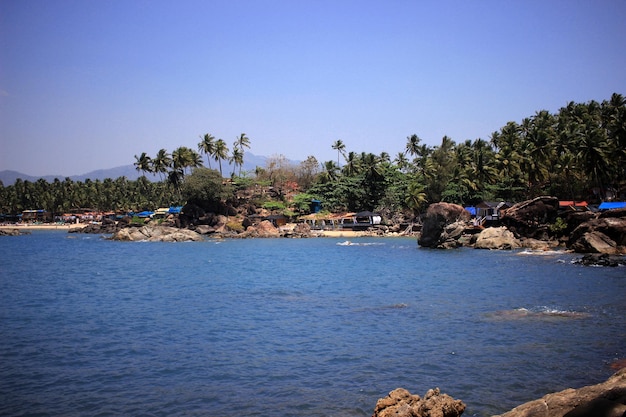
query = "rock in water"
(372, 387, 465, 417)
(494, 368, 626, 417)
(418, 203, 471, 248)
(474, 226, 521, 250)
(111, 225, 203, 242)
(568, 215, 626, 255)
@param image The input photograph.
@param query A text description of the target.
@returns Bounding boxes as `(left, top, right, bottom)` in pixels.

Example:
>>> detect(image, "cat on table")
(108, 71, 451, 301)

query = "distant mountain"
(0, 152, 293, 186)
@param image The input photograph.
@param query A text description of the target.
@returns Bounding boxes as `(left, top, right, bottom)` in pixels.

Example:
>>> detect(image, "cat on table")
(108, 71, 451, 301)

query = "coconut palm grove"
(1, 94, 625, 219)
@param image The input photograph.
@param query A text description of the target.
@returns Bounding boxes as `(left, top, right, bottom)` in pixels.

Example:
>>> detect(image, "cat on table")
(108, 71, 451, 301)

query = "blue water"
(1, 231, 624, 417)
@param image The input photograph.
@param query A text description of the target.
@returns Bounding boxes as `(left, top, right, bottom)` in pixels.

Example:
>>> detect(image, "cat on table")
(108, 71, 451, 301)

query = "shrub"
(549, 217, 567, 234)
(262, 201, 285, 211)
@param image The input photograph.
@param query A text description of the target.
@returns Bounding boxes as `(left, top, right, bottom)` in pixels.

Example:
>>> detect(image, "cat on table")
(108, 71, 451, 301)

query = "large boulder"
(418, 203, 471, 248)
(501, 196, 559, 239)
(494, 368, 626, 417)
(567, 214, 626, 254)
(237, 220, 280, 238)
(111, 225, 203, 242)
(474, 226, 521, 250)
(372, 387, 465, 417)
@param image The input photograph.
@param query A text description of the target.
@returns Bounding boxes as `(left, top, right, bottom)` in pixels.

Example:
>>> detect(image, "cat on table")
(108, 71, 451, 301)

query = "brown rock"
(568, 216, 626, 254)
(418, 203, 471, 248)
(474, 226, 521, 250)
(494, 368, 626, 417)
(501, 196, 559, 239)
(111, 226, 203, 242)
(373, 387, 465, 417)
(238, 220, 280, 238)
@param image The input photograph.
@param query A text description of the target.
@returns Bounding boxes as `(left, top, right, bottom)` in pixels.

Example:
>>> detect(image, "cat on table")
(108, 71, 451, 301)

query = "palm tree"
(342, 151, 359, 176)
(152, 149, 172, 181)
(230, 147, 244, 176)
(172, 146, 193, 176)
(213, 139, 229, 176)
(331, 140, 346, 166)
(235, 133, 251, 152)
(394, 152, 409, 172)
(233, 133, 251, 175)
(188, 149, 203, 173)
(405, 134, 421, 158)
(134, 152, 152, 177)
(198, 134, 216, 169)
(319, 160, 339, 184)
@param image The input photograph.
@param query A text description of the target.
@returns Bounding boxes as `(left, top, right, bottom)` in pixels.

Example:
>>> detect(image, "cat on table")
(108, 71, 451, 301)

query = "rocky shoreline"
(416, 196, 626, 263)
(3, 196, 625, 266)
(371, 368, 626, 417)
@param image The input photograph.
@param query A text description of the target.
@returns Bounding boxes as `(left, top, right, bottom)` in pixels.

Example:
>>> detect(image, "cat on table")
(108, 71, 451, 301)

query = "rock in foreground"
(494, 368, 626, 417)
(372, 387, 465, 417)
(112, 225, 203, 242)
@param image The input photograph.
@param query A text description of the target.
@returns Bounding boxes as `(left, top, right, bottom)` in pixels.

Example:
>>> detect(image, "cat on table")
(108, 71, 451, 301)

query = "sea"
(0, 231, 624, 417)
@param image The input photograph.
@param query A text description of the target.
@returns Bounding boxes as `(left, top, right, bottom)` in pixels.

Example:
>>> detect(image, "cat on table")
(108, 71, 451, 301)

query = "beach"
(0, 223, 87, 231)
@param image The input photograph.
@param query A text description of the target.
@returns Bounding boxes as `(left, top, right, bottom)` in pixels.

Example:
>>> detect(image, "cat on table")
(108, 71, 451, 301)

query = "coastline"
(0, 223, 87, 231)
(0, 223, 405, 238)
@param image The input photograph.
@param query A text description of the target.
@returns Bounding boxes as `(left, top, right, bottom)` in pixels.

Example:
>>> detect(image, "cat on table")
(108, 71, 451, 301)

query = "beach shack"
(265, 214, 288, 228)
(21, 209, 52, 223)
(341, 211, 382, 230)
(558, 201, 589, 212)
(475, 201, 512, 223)
(153, 208, 170, 219)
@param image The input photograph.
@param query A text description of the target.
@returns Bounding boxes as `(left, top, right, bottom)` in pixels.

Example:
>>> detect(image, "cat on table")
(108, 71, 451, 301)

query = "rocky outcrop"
(0, 228, 30, 236)
(573, 253, 626, 267)
(567, 211, 626, 254)
(71, 217, 128, 234)
(372, 387, 465, 417)
(501, 196, 559, 239)
(111, 225, 203, 242)
(474, 226, 521, 250)
(418, 203, 471, 249)
(494, 368, 626, 417)
(237, 220, 281, 238)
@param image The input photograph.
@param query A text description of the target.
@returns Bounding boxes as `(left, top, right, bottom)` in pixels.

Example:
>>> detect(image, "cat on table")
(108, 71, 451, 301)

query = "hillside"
(0, 152, 280, 185)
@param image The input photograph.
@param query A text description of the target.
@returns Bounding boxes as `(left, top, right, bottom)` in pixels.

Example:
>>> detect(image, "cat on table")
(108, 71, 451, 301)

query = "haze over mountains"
(0, 152, 289, 186)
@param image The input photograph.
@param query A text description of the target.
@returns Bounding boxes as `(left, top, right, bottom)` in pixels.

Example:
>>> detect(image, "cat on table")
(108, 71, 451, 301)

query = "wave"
(517, 250, 565, 256)
(485, 306, 591, 320)
(336, 240, 385, 246)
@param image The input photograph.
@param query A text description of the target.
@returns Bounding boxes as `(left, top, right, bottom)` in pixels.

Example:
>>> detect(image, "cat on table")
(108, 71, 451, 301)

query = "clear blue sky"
(1, 0, 625, 176)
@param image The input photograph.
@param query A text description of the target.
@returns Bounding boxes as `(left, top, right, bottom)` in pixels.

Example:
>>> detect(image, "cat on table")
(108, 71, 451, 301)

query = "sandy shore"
(0, 223, 87, 231)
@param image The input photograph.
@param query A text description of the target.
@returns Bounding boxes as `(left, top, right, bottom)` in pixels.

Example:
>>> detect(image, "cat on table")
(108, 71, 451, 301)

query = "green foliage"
(231, 176, 254, 190)
(262, 201, 286, 211)
(2, 94, 625, 217)
(291, 193, 316, 213)
(131, 216, 146, 225)
(549, 217, 568, 234)
(181, 168, 230, 207)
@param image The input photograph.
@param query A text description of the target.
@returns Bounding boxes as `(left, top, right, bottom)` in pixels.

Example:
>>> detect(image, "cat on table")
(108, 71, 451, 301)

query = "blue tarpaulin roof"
(464, 207, 476, 216)
(136, 211, 154, 218)
(168, 206, 182, 214)
(598, 202, 626, 210)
